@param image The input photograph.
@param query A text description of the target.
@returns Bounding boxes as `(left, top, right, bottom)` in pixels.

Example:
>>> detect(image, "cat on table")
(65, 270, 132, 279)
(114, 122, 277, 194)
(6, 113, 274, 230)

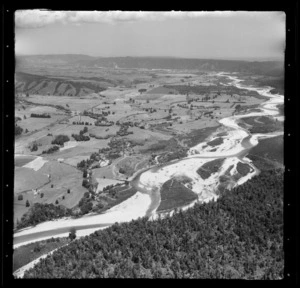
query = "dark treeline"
(23, 169, 283, 279)
(164, 84, 261, 98)
(17, 203, 72, 230)
(30, 113, 51, 118)
(42, 145, 60, 154)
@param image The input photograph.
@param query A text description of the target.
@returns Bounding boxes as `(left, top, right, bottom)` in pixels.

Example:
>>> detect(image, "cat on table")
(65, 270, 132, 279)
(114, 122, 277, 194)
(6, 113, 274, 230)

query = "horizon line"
(15, 53, 284, 62)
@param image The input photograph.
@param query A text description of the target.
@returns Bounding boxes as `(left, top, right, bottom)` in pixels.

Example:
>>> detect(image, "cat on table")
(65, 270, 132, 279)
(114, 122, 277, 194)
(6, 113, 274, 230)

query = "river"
(13, 72, 284, 248)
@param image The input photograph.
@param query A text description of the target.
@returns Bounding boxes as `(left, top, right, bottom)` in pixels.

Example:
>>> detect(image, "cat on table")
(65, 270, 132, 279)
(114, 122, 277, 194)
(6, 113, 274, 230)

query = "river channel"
(14, 72, 284, 247)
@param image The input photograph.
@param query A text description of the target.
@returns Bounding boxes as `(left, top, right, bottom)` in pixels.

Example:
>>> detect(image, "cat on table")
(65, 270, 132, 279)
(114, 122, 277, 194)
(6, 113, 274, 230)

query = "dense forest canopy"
(23, 169, 283, 279)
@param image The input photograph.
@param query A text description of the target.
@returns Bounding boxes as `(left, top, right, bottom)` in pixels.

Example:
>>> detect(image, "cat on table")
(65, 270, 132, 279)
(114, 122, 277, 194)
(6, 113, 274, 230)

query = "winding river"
(13, 72, 284, 248)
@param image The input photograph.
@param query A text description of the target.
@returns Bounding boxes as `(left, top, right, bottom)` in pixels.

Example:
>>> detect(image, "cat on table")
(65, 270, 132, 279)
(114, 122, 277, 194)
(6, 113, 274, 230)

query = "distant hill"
(16, 55, 284, 77)
(15, 71, 108, 96)
(16, 54, 95, 66)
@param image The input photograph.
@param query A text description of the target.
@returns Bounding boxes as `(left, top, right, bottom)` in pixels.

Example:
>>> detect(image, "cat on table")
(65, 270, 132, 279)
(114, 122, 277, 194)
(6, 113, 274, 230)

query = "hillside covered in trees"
(23, 169, 283, 279)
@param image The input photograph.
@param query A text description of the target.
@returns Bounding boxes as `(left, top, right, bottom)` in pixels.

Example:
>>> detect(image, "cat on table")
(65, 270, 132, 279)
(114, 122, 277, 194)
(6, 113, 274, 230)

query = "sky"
(15, 10, 286, 61)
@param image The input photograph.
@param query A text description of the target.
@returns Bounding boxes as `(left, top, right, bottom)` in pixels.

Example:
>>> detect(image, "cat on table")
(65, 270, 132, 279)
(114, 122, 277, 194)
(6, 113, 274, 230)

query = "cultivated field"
(14, 65, 270, 230)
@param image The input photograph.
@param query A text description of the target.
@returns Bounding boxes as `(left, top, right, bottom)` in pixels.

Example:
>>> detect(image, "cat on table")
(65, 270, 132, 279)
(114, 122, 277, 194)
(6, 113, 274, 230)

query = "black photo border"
(1, 2, 299, 285)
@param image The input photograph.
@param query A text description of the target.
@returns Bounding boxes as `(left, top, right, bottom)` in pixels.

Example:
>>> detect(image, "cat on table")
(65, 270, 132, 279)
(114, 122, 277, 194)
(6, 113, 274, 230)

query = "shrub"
(82, 179, 90, 188)
(67, 189, 70, 194)
(25, 200, 30, 207)
(15, 125, 23, 136)
(69, 228, 76, 240)
(55, 200, 59, 205)
(30, 143, 38, 152)
(40, 193, 44, 198)
(33, 243, 42, 253)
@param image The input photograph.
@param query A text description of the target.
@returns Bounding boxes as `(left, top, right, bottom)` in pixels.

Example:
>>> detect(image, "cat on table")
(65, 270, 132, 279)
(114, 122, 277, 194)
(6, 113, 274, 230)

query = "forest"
(23, 168, 283, 279)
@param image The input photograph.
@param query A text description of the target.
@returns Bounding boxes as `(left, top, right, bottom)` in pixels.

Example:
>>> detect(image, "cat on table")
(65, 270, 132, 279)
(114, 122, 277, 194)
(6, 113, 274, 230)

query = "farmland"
(14, 56, 282, 245)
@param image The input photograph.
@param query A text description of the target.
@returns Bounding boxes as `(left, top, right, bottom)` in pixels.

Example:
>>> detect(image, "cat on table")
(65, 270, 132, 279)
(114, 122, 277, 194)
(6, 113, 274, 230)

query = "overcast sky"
(15, 10, 286, 60)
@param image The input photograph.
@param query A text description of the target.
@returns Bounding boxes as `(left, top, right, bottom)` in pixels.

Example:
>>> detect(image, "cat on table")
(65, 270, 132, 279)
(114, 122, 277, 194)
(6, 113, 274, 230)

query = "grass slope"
(157, 178, 198, 212)
(13, 237, 70, 272)
(197, 158, 225, 179)
(247, 135, 283, 170)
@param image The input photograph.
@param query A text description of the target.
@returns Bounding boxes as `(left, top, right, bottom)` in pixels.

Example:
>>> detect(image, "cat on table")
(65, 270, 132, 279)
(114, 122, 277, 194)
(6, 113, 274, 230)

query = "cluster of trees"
(23, 169, 283, 279)
(101, 182, 127, 198)
(15, 125, 23, 136)
(143, 107, 157, 113)
(80, 127, 88, 134)
(42, 145, 60, 154)
(72, 134, 90, 141)
(79, 167, 100, 214)
(82, 179, 90, 189)
(77, 149, 112, 170)
(77, 159, 93, 170)
(51, 135, 70, 146)
(16, 203, 73, 230)
(72, 126, 90, 141)
(117, 125, 133, 136)
(72, 121, 92, 126)
(30, 143, 38, 152)
(78, 192, 93, 215)
(94, 119, 114, 126)
(15, 116, 22, 122)
(89, 133, 111, 140)
(30, 113, 51, 118)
